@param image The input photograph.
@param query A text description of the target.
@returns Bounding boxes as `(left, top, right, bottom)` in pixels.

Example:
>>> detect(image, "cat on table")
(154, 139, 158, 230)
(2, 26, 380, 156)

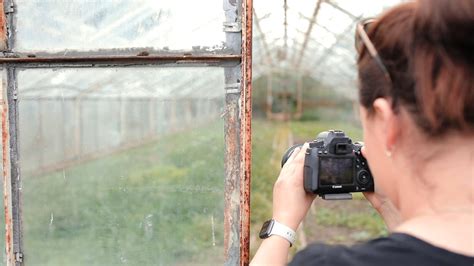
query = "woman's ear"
(372, 98, 401, 153)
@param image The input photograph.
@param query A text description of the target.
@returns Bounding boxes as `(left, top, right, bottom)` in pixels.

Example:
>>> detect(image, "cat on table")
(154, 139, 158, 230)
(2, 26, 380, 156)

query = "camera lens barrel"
(281, 144, 304, 167)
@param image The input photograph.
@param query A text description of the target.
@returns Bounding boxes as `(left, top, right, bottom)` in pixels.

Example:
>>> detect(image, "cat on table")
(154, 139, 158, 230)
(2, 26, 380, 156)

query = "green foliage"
(22, 121, 225, 265)
(289, 120, 363, 141)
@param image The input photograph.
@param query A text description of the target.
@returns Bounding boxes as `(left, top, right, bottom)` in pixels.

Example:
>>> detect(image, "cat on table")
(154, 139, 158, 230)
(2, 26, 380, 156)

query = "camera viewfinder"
(335, 143, 350, 154)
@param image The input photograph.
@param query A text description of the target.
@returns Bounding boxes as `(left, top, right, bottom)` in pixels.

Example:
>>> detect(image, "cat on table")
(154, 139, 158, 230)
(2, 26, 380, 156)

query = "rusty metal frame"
(240, 0, 252, 264)
(0, 54, 241, 68)
(0, 0, 253, 265)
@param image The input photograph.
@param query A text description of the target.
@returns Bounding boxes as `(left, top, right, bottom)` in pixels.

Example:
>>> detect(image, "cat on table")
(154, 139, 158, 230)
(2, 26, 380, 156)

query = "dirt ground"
(301, 198, 382, 246)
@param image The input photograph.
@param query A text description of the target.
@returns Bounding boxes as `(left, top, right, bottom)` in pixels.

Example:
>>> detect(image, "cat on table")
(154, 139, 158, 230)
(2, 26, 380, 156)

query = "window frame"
(0, 0, 253, 265)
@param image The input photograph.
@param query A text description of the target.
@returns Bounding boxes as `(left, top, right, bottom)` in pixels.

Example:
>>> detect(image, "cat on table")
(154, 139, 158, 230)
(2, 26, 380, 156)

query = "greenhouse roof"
(253, 0, 407, 98)
(16, 0, 406, 100)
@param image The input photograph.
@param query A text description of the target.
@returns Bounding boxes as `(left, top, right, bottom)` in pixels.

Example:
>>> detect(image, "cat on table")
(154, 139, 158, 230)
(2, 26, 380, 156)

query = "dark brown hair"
(358, 0, 474, 136)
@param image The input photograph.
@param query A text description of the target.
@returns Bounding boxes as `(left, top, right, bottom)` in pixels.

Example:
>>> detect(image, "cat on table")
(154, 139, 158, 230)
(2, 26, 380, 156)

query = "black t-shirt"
(289, 233, 474, 266)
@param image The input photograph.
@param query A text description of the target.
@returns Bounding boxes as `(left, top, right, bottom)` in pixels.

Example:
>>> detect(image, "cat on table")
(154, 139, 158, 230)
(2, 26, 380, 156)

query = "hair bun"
(414, 0, 474, 62)
(411, 0, 474, 134)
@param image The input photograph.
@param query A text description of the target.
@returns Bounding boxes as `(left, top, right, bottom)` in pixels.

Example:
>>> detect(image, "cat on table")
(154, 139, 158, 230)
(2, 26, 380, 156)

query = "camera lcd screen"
(319, 157, 353, 185)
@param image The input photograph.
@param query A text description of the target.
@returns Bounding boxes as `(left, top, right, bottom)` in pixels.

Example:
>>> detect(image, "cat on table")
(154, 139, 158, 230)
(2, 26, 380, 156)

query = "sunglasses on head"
(355, 18, 392, 85)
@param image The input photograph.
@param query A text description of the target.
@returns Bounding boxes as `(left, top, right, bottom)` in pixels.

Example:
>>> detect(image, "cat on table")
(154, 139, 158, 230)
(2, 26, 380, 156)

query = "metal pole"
(295, 74, 303, 119)
(1, 69, 14, 266)
(2, 0, 23, 263)
(293, 0, 324, 69)
(223, 0, 243, 264)
(3, 67, 22, 266)
(253, 10, 273, 66)
(283, 0, 288, 59)
(240, 0, 253, 263)
(266, 74, 273, 119)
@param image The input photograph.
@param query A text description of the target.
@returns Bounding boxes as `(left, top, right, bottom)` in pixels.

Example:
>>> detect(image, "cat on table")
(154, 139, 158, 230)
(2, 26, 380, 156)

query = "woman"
(251, 0, 474, 265)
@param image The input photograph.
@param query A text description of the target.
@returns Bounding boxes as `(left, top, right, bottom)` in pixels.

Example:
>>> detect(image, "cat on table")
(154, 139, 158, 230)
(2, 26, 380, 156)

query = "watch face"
(259, 219, 274, 239)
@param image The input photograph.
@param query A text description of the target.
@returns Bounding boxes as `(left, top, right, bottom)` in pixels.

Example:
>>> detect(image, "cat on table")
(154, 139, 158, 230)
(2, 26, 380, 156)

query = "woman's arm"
(363, 191, 402, 230)
(250, 235, 292, 266)
(251, 144, 316, 265)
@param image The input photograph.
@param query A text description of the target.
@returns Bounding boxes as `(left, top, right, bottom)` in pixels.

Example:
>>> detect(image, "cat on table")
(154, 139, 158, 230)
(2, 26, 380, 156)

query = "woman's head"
(358, 0, 474, 135)
(356, 0, 474, 208)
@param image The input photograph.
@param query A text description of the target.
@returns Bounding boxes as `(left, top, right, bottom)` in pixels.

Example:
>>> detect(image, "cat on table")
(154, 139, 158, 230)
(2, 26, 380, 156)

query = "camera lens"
(281, 144, 303, 167)
(357, 170, 370, 185)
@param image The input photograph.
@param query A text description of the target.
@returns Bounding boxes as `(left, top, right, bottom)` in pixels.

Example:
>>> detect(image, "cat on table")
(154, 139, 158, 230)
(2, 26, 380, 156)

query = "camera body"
(282, 130, 374, 198)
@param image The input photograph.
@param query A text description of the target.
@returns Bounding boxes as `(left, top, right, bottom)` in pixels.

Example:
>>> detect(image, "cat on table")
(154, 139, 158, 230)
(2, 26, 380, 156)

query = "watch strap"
(269, 220, 296, 246)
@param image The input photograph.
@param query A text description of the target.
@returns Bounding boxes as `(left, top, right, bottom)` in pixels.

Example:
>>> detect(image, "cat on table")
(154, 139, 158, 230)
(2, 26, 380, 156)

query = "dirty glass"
(15, 0, 226, 53)
(18, 68, 225, 265)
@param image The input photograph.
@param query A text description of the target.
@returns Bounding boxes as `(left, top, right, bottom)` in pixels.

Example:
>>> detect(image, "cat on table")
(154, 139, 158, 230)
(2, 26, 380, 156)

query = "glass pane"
(18, 68, 226, 265)
(15, 0, 226, 53)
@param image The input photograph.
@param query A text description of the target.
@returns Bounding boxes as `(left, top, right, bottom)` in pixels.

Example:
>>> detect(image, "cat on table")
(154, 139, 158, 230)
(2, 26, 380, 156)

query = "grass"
(22, 121, 225, 266)
(14, 117, 385, 265)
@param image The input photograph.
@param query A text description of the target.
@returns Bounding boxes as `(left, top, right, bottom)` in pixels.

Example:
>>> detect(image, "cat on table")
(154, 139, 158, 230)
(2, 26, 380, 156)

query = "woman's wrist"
(272, 213, 301, 231)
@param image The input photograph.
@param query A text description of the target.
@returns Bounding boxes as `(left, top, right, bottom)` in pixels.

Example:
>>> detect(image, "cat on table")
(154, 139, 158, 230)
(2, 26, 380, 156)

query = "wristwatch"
(259, 219, 296, 246)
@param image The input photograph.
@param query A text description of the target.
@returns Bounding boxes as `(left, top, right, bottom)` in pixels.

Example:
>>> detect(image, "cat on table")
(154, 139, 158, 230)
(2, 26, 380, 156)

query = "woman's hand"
(272, 143, 316, 230)
(251, 144, 315, 265)
(361, 147, 402, 231)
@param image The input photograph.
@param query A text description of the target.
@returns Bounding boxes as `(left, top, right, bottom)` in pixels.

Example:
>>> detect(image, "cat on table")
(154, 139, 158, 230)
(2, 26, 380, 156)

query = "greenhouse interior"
(0, 0, 431, 265)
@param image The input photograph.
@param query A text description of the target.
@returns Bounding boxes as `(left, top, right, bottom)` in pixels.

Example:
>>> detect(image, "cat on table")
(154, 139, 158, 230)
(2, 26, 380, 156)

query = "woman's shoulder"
(289, 233, 474, 266)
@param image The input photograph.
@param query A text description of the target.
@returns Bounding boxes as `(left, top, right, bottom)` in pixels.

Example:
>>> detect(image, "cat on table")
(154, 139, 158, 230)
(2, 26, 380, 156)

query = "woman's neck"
(394, 135, 474, 256)
(395, 212, 474, 256)
(399, 139, 473, 219)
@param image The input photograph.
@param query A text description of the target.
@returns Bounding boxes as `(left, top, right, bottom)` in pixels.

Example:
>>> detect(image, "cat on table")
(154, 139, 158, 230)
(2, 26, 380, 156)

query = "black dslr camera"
(281, 130, 374, 200)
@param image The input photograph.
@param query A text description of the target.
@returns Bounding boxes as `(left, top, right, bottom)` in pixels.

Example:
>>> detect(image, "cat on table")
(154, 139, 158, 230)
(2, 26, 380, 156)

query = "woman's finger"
(361, 145, 367, 157)
(285, 145, 302, 165)
(293, 143, 309, 162)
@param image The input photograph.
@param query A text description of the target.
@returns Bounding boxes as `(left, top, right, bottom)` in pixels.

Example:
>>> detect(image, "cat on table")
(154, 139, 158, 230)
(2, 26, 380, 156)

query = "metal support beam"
(223, 0, 243, 265)
(294, 74, 303, 119)
(308, 19, 359, 73)
(2, 69, 15, 266)
(2, 0, 23, 264)
(0, 0, 7, 50)
(240, 0, 252, 264)
(0, 54, 241, 68)
(325, 0, 359, 20)
(293, 0, 324, 69)
(265, 73, 273, 118)
(3, 67, 22, 266)
(253, 9, 273, 66)
(283, 0, 288, 59)
(298, 13, 334, 35)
